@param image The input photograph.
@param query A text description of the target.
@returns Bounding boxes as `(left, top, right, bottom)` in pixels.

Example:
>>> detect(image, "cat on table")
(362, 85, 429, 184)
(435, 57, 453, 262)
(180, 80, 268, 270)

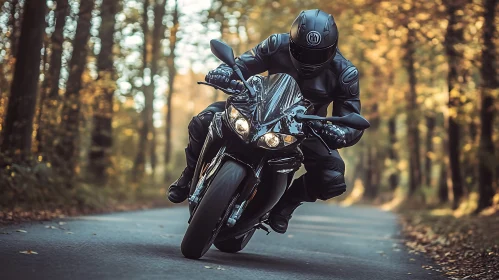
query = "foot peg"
(257, 224, 271, 235)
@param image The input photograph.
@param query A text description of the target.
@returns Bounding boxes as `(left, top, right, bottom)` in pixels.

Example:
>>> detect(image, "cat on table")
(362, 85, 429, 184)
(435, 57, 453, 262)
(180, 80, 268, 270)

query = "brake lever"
(305, 123, 333, 155)
(197, 81, 239, 95)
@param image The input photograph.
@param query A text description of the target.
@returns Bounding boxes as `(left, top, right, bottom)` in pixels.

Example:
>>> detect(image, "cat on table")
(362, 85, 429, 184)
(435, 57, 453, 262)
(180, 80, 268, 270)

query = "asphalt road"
(0, 203, 447, 280)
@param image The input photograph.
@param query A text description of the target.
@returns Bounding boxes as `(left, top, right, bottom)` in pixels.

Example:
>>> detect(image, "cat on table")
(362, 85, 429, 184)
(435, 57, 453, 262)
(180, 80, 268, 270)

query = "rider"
(168, 9, 364, 234)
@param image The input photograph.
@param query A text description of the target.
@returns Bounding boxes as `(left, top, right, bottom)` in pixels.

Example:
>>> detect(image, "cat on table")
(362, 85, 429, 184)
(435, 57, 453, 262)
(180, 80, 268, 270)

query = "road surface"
(0, 203, 446, 279)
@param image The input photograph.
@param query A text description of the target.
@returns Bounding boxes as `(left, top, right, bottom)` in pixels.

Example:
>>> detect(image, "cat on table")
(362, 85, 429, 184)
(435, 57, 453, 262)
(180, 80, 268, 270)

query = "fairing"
(253, 74, 303, 123)
(229, 73, 305, 124)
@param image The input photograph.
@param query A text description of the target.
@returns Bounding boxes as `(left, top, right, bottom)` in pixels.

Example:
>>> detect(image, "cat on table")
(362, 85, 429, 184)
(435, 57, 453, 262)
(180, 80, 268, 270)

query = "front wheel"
(181, 160, 247, 259)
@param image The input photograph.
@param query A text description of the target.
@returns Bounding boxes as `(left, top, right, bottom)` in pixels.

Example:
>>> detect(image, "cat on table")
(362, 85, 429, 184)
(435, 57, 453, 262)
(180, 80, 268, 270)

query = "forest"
(0, 0, 498, 218)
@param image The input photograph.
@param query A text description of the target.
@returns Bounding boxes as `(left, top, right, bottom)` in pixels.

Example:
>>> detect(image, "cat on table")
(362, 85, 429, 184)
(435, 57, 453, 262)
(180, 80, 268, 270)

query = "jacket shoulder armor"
(339, 65, 360, 97)
(332, 50, 359, 97)
(260, 33, 288, 55)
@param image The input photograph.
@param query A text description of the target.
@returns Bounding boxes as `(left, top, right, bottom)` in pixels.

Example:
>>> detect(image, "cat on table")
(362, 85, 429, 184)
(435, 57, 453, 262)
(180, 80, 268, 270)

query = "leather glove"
(307, 121, 347, 150)
(205, 64, 234, 88)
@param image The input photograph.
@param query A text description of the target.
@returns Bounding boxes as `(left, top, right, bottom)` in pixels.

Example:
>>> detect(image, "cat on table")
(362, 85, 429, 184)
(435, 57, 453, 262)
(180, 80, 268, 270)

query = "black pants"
(184, 102, 347, 202)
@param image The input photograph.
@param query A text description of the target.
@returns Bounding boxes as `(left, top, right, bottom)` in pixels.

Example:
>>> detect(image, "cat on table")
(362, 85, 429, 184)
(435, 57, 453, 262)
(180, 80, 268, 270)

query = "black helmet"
(289, 9, 339, 78)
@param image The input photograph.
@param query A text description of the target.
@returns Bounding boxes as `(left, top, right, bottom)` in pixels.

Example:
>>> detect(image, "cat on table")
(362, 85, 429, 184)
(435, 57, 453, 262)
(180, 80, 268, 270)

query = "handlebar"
(295, 113, 370, 130)
(197, 80, 244, 95)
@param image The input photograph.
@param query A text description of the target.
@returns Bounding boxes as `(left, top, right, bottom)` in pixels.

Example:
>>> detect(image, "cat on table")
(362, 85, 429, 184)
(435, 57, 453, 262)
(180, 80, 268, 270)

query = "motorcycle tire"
(181, 160, 247, 259)
(214, 228, 256, 253)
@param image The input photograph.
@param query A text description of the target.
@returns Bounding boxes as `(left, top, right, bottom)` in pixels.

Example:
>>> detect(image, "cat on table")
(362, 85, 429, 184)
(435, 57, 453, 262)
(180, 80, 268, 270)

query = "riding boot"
(167, 114, 209, 203)
(167, 167, 194, 203)
(268, 176, 313, 233)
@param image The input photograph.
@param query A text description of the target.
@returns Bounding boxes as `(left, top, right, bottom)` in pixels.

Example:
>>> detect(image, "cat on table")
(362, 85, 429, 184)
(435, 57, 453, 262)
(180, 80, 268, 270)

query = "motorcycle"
(180, 39, 370, 259)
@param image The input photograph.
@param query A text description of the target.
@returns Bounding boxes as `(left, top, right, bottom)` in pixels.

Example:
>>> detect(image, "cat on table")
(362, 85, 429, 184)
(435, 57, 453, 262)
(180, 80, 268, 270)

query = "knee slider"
(188, 111, 214, 141)
(316, 171, 347, 201)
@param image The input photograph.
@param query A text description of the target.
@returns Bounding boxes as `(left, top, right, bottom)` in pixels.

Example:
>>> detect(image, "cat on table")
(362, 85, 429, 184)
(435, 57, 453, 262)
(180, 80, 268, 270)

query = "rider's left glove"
(308, 121, 347, 150)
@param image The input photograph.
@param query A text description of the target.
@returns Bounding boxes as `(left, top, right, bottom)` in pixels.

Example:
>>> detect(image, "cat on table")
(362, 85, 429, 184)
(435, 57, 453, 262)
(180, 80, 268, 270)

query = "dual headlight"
(228, 106, 250, 139)
(227, 105, 297, 149)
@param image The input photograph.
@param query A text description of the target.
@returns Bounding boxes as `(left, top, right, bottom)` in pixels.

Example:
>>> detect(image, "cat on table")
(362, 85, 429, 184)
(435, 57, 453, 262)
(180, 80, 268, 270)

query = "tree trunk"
(0, 0, 47, 157)
(424, 115, 436, 186)
(438, 163, 449, 203)
(444, 0, 467, 209)
(388, 117, 399, 190)
(477, 0, 498, 212)
(38, 0, 69, 155)
(164, 0, 179, 172)
(148, 0, 167, 175)
(56, 0, 95, 174)
(363, 100, 381, 199)
(35, 39, 50, 152)
(364, 145, 376, 199)
(88, 0, 119, 184)
(132, 0, 150, 182)
(403, 26, 422, 197)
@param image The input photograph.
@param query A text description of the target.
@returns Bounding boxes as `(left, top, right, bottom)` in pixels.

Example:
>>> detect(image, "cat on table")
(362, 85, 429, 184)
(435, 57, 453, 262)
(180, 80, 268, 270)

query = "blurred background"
(0, 0, 497, 216)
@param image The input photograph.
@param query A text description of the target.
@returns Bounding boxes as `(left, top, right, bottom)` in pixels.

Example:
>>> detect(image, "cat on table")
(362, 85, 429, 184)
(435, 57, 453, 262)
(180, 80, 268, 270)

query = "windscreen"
(247, 73, 303, 123)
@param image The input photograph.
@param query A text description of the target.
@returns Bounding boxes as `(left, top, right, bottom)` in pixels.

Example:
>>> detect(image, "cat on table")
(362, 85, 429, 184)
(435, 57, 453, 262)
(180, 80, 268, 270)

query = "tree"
(132, 0, 152, 181)
(404, 22, 422, 197)
(1, 0, 47, 157)
(147, 0, 168, 175)
(38, 0, 70, 154)
(164, 0, 180, 170)
(56, 0, 95, 174)
(444, 0, 468, 209)
(88, 0, 119, 183)
(477, 0, 498, 211)
(388, 117, 399, 190)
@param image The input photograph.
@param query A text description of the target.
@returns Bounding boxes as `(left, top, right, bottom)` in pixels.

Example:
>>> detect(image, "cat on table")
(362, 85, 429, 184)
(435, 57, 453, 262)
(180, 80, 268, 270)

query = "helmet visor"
(289, 39, 336, 65)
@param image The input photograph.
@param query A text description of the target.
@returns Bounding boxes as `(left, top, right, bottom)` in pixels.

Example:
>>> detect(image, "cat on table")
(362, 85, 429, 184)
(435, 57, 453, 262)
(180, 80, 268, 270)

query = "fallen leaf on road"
(58, 222, 66, 226)
(66, 232, 74, 234)
(287, 234, 294, 238)
(45, 225, 57, 229)
(204, 266, 213, 269)
(19, 250, 38, 255)
(410, 258, 416, 262)
(216, 266, 226, 271)
(16, 229, 27, 233)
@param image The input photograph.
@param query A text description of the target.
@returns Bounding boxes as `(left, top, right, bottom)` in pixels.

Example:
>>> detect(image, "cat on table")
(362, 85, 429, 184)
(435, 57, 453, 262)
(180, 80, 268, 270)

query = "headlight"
(263, 133, 280, 148)
(228, 105, 250, 139)
(258, 133, 297, 149)
(234, 118, 250, 137)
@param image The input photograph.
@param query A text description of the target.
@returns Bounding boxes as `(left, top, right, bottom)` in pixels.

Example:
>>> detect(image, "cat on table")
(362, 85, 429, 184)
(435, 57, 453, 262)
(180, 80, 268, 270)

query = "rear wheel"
(214, 228, 256, 253)
(181, 160, 247, 259)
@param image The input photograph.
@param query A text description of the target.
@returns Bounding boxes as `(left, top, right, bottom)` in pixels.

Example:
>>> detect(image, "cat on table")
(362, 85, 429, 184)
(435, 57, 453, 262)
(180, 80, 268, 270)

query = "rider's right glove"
(205, 64, 234, 89)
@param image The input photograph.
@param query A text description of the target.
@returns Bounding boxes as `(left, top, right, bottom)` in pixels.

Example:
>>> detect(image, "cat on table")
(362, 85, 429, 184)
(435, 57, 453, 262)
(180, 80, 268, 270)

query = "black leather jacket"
(232, 33, 364, 149)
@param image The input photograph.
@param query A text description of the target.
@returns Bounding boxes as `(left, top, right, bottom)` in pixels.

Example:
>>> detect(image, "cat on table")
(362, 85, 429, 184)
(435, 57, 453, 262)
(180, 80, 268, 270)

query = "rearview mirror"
(210, 39, 236, 67)
(331, 113, 371, 130)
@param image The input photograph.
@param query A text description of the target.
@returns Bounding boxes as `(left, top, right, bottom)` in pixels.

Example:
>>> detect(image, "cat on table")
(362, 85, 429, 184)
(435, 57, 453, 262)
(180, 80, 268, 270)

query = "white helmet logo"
(306, 31, 321, 46)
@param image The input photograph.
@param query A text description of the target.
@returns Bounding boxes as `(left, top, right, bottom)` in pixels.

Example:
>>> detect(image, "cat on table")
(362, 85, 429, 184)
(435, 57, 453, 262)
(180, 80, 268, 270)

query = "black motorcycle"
(181, 40, 370, 259)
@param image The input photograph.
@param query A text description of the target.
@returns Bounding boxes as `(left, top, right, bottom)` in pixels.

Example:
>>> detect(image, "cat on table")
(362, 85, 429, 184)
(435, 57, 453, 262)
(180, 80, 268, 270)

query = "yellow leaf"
(20, 250, 38, 255)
